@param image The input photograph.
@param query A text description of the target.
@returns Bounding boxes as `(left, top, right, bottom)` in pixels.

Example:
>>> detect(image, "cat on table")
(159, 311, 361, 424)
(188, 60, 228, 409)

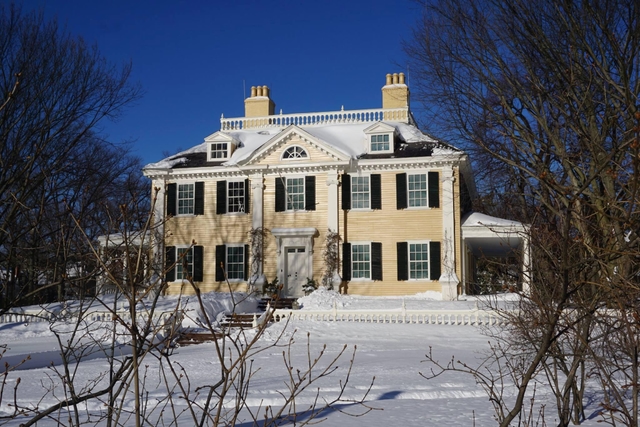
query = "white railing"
(220, 107, 411, 130)
(0, 308, 180, 326)
(266, 302, 510, 327)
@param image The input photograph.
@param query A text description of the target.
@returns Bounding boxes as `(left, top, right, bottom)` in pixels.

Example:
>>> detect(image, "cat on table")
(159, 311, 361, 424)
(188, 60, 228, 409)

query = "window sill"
(405, 206, 433, 210)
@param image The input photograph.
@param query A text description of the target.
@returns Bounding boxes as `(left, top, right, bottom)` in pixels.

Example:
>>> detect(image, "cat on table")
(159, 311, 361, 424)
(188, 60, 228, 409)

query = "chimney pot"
(244, 83, 275, 118)
(382, 72, 410, 109)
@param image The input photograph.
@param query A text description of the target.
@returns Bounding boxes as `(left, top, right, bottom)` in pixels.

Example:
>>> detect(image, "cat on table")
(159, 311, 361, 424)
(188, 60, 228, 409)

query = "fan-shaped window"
(282, 146, 308, 160)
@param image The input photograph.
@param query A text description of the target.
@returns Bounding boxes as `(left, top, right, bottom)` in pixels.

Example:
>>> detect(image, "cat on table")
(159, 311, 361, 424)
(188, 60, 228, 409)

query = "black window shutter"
(397, 242, 408, 281)
(428, 171, 440, 208)
(305, 175, 316, 211)
(341, 174, 351, 210)
(193, 245, 203, 282)
(216, 181, 227, 214)
(342, 243, 352, 281)
(194, 182, 205, 215)
(244, 244, 250, 281)
(165, 246, 176, 282)
(215, 245, 226, 281)
(244, 179, 251, 214)
(372, 242, 383, 281)
(396, 173, 407, 209)
(371, 174, 382, 210)
(275, 178, 285, 212)
(167, 183, 177, 216)
(430, 241, 441, 280)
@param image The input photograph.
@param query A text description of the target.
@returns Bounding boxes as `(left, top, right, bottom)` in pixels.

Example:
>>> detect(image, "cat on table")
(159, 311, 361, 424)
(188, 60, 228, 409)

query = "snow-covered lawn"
(0, 290, 604, 426)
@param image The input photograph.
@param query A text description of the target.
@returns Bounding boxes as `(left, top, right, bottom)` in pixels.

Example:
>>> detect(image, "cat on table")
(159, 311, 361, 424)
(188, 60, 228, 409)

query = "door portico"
(271, 228, 317, 297)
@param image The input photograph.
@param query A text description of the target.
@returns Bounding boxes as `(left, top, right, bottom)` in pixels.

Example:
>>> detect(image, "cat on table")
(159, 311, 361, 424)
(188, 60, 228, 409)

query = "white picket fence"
(0, 308, 178, 325)
(266, 302, 510, 327)
(2, 303, 510, 328)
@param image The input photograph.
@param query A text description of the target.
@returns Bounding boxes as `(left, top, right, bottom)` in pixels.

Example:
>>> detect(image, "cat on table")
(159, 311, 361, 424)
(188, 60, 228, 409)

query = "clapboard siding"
(262, 171, 329, 285)
(161, 164, 465, 297)
(165, 178, 253, 294)
(337, 169, 448, 296)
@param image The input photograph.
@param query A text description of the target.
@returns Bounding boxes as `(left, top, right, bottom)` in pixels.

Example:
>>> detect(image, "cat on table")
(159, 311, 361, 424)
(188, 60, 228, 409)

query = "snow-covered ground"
(0, 290, 604, 426)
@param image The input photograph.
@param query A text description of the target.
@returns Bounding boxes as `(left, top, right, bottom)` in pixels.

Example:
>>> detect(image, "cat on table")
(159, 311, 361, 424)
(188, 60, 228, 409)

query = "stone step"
(176, 331, 221, 346)
(219, 313, 259, 329)
(257, 297, 297, 311)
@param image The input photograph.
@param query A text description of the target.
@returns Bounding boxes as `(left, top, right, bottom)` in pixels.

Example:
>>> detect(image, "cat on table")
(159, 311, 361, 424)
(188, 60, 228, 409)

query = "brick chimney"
(381, 73, 409, 109)
(244, 85, 275, 117)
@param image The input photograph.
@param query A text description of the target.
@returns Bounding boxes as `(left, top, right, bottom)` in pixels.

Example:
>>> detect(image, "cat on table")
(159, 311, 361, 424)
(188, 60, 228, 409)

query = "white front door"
(285, 247, 307, 297)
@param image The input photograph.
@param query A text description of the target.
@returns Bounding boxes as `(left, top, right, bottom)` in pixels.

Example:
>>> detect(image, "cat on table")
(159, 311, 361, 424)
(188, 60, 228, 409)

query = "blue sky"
(22, 0, 422, 166)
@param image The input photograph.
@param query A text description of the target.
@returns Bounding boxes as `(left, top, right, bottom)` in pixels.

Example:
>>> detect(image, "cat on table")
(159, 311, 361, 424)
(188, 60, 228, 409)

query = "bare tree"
(0, 4, 142, 309)
(0, 195, 374, 426)
(406, 0, 640, 425)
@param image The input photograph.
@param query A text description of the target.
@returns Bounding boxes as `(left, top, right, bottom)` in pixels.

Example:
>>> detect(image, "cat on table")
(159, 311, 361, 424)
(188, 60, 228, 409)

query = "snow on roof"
(462, 212, 525, 228)
(143, 143, 208, 169)
(143, 120, 454, 170)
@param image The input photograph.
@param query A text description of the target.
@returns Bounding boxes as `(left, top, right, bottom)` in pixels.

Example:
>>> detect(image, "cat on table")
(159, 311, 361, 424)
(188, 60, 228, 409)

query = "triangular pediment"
(363, 121, 396, 134)
(239, 125, 351, 166)
(204, 131, 238, 145)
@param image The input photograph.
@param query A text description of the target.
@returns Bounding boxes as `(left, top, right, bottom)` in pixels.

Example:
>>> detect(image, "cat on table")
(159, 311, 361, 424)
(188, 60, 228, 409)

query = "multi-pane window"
(409, 243, 429, 279)
(210, 142, 228, 159)
(176, 247, 193, 280)
(351, 176, 370, 209)
(408, 174, 427, 207)
(351, 244, 371, 279)
(283, 146, 308, 159)
(371, 134, 390, 151)
(286, 178, 305, 210)
(178, 183, 195, 214)
(226, 246, 245, 280)
(227, 181, 245, 213)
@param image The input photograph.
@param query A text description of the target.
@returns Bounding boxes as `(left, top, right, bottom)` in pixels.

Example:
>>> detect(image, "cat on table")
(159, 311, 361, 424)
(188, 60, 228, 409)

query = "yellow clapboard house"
(143, 73, 529, 300)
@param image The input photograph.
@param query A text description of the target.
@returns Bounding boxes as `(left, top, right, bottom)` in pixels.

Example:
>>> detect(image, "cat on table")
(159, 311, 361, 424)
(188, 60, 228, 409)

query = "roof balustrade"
(220, 107, 412, 130)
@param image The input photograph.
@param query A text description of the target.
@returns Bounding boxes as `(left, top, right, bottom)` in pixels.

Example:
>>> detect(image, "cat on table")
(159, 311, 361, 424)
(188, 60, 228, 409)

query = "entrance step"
(219, 313, 259, 329)
(257, 297, 297, 311)
(176, 331, 221, 346)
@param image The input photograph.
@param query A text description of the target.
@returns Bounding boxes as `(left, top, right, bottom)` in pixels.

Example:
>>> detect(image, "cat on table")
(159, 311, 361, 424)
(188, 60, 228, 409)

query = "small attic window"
(210, 142, 228, 159)
(282, 145, 308, 160)
(364, 122, 396, 154)
(370, 134, 390, 152)
(205, 131, 235, 161)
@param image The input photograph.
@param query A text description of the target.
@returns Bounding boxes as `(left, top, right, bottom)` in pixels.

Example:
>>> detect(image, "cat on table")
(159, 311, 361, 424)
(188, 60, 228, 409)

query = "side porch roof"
(461, 212, 528, 257)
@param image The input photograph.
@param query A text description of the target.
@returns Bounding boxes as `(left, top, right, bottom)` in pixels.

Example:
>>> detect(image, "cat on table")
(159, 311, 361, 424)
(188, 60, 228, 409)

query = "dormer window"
(210, 142, 228, 159)
(282, 145, 308, 160)
(205, 132, 236, 161)
(370, 134, 390, 152)
(364, 122, 396, 154)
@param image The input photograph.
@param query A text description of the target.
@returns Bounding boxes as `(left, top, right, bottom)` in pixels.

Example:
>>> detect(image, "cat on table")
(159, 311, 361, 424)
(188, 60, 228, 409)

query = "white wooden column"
(151, 179, 165, 275)
(148, 178, 166, 298)
(326, 170, 339, 232)
(439, 166, 460, 300)
(250, 174, 266, 288)
(326, 170, 342, 287)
